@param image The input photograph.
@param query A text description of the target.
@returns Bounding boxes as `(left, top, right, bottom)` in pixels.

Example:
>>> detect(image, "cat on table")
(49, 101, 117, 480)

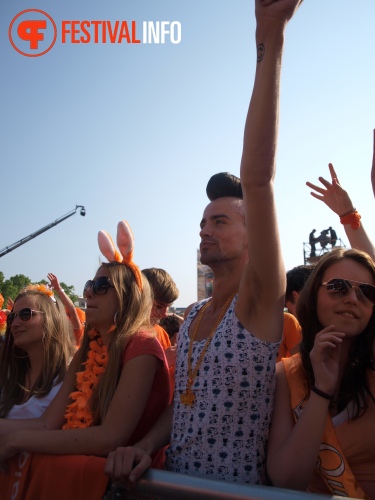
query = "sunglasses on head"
(83, 277, 114, 296)
(7, 308, 45, 326)
(322, 278, 375, 306)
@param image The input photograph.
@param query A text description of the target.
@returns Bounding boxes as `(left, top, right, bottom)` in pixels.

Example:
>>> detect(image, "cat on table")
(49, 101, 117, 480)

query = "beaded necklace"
(180, 292, 237, 406)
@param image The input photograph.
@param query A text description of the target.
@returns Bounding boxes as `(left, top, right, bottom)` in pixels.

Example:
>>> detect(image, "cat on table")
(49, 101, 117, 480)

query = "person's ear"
(292, 290, 300, 303)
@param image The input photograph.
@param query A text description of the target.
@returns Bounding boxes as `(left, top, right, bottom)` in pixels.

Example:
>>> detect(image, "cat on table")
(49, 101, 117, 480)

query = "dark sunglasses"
(83, 277, 114, 296)
(322, 278, 375, 306)
(7, 308, 45, 326)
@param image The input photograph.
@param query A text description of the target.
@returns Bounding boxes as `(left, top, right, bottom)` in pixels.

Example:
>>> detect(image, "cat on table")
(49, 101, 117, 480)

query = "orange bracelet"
(340, 209, 361, 230)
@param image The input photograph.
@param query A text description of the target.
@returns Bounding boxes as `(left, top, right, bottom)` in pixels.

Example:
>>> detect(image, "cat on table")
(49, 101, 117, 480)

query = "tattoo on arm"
(257, 43, 265, 63)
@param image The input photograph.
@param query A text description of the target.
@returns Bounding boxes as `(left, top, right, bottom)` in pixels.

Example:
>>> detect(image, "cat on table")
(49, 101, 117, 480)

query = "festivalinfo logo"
(9, 9, 182, 57)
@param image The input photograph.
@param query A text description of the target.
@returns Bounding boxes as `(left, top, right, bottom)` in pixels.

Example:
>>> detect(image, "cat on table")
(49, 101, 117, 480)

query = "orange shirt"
(153, 324, 174, 403)
(153, 324, 171, 350)
(276, 312, 302, 362)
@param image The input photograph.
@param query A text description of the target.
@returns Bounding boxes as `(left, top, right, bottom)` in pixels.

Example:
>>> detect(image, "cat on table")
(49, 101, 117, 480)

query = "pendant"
(180, 389, 195, 405)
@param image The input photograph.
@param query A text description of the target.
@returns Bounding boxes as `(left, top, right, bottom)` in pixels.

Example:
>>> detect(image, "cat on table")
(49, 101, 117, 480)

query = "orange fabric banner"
(283, 355, 368, 499)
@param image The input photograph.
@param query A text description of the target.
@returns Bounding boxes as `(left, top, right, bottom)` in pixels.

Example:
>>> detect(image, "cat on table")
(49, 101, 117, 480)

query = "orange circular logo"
(9, 9, 57, 57)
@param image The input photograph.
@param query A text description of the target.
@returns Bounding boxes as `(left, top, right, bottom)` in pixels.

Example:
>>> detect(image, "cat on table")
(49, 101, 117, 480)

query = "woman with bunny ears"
(0, 221, 170, 500)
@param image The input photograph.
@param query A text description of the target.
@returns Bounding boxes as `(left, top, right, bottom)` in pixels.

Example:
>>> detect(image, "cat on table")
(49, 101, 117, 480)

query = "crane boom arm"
(0, 205, 85, 258)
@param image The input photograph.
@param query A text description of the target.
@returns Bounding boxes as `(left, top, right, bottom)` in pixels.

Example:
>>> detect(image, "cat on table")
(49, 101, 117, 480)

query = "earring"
(114, 311, 119, 325)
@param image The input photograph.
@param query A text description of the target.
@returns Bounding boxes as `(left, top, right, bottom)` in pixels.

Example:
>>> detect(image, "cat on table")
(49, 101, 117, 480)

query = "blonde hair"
(0, 288, 76, 418)
(78, 262, 153, 424)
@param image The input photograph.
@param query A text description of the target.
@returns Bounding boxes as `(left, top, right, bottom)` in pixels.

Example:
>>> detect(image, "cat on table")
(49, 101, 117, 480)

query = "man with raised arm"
(372, 129, 375, 199)
(105, 0, 303, 486)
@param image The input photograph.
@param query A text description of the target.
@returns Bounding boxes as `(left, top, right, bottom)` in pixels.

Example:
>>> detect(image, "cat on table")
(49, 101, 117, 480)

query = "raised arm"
(237, 0, 303, 342)
(47, 273, 82, 331)
(306, 163, 375, 259)
(372, 129, 375, 198)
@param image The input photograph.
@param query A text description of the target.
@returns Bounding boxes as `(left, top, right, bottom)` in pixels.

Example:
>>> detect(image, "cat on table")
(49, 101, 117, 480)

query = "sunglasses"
(83, 277, 114, 296)
(7, 308, 45, 326)
(322, 278, 375, 306)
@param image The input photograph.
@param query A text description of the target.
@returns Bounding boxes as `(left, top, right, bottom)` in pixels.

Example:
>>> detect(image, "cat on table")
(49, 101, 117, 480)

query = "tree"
(0, 273, 79, 305)
(0, 274, 31, 303)
(59, 282, 79, 304)
(38, 279, 79, 304)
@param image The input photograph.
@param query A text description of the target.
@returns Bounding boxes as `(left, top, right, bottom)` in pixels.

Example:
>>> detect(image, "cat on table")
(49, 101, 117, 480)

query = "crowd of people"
(1, 0, 375, 499)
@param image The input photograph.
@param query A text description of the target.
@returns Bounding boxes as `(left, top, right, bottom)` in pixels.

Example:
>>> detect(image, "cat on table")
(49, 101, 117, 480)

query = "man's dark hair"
(159, 314, 181, 339)
(285, 265, 315, 303)
(206, 172, 243, 201)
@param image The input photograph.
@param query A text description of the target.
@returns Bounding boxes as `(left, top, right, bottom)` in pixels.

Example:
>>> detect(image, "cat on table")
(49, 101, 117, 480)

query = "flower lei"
(63, 328, 108, 429)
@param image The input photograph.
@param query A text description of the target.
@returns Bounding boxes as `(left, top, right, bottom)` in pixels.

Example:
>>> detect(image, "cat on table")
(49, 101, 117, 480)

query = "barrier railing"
(106, 468, 353, 499)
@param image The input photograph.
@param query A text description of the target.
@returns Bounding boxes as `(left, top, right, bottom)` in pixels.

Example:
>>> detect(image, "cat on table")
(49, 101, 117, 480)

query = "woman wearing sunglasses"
(0, 285, 75, 419)
(267, 248, 375, 498)
(0, 221, 170, 499)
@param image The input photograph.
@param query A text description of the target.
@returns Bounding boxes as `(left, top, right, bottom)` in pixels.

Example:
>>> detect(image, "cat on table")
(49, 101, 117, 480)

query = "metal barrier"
(106, 468, 353, 499)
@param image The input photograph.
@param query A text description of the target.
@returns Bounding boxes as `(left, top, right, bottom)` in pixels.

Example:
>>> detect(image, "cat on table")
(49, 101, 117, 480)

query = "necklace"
(180, 292, 237, 406)
(63, 328, 108, 429)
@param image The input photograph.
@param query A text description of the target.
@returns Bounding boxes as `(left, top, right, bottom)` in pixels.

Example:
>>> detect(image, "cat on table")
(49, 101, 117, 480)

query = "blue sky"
(1, 0, 375, 307)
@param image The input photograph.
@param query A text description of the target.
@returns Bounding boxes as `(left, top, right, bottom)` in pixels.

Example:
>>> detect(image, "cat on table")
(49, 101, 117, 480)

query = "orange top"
(283, 355, 374, 499)
(153, 324, 171, 350)
(0, 453, 109, 500)
(153, 324, 174, 403)
(68, 308, 85, 347)
(276, 312, 302, 362)
(308, 371, 375, 499)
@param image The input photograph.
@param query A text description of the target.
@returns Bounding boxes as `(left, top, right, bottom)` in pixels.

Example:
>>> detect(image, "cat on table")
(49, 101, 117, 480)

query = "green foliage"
(0, 273, 78, 305)
(59, 282, 79, 304)
(0, 274, 31, 303)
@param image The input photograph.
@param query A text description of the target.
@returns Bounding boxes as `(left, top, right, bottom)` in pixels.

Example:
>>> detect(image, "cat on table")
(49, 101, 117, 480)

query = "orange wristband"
(340, 210, 361, 230)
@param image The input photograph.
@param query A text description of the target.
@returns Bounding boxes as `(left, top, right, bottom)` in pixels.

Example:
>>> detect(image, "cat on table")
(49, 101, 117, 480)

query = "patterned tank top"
(166, 295, 280, 484)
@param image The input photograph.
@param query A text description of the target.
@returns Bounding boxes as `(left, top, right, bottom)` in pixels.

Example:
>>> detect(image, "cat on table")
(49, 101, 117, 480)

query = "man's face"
(199, 197, 247, 267)
(285, 291, 300, 317)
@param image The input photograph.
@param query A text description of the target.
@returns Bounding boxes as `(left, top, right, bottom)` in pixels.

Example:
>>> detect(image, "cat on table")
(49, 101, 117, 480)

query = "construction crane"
(0, 205, 86, 258)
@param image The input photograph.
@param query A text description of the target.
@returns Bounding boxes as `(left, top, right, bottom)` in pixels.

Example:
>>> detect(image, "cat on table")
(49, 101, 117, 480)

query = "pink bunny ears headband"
(98, 220, 143, 291)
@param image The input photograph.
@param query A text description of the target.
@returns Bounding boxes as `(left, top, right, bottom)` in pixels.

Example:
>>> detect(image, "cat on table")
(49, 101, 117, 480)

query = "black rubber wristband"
(339, 207, 356, 218)
(311, 386, 334, 401)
